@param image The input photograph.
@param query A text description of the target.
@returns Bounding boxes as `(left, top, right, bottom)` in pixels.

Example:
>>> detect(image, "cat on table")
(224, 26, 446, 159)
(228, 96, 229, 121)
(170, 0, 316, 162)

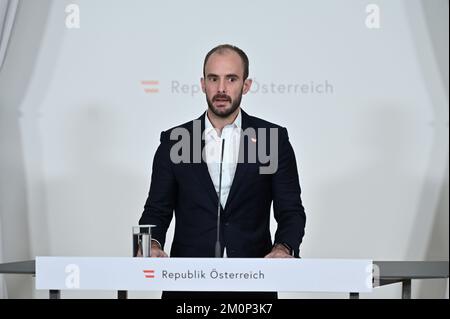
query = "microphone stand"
(215, 139, 225, 258)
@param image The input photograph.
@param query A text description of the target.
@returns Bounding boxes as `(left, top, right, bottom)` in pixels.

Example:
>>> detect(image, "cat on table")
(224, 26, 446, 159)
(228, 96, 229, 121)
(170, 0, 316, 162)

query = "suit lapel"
(190, 112, 219, 205)
(189, 109, 255, 210)
(223, 109, 254, 210)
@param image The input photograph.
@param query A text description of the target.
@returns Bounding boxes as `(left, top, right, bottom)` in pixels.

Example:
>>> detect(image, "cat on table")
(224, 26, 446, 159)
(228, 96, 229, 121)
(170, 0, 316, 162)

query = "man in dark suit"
(139, 44, 306, 298)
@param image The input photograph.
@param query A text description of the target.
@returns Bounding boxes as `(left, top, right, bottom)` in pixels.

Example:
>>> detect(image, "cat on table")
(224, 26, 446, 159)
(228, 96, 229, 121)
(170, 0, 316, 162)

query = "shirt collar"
(205, 109, 242, 136)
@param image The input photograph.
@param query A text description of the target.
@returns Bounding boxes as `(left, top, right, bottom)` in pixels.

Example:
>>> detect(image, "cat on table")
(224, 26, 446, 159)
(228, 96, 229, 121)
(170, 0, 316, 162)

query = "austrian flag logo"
(143, 270, 155, 279)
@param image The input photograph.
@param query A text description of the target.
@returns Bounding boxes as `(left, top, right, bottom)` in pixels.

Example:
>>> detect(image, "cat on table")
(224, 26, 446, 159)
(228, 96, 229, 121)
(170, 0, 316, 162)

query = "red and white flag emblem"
(143, 270, 155, 278)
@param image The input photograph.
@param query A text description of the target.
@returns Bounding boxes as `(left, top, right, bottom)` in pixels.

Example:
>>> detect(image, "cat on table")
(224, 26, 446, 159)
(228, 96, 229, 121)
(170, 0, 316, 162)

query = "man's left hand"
(264, 244, 294, 258)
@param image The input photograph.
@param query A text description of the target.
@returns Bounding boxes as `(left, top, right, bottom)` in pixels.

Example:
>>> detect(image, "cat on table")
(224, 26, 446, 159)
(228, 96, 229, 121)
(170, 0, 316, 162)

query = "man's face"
(201, 50, 252, 118)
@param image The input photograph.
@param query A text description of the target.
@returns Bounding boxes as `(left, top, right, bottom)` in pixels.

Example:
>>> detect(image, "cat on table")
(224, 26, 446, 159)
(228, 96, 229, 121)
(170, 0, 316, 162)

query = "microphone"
(215, 138, 225, 258)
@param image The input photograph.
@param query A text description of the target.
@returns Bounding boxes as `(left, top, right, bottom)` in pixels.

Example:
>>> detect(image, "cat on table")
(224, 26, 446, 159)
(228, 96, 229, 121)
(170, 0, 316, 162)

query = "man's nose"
(217, 79, 226, 94)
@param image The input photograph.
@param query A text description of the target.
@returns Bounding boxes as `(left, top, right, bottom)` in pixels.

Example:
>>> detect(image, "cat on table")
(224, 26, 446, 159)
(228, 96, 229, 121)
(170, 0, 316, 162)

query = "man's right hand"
(150, 240, 168, 257)
(150, 242, 168, 258)
(136, 241, 168, 257)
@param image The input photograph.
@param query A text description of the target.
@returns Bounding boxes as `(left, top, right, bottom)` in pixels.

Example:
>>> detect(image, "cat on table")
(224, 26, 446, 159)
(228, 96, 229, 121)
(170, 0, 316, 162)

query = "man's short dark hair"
(203, 44, 249, 80)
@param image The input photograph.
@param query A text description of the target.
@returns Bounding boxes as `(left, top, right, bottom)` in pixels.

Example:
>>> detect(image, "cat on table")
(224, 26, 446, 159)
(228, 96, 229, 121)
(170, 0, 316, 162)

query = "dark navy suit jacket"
(139, 109, 306, 258)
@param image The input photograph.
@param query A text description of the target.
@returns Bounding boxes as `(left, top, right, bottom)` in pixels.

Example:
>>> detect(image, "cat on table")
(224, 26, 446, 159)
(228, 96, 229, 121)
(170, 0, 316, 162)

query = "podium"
(0, 258, 448, 299)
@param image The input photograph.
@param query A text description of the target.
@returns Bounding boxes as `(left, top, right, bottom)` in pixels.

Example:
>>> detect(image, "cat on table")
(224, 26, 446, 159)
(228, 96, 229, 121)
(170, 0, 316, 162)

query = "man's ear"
(242, 78, 253, 95)
(200, 77, 206, 93)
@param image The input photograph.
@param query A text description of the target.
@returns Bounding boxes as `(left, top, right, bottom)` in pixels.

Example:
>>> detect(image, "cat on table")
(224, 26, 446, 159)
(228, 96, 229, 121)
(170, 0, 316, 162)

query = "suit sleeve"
(272, 127, 306, 257)
(139, 131, 177, 249)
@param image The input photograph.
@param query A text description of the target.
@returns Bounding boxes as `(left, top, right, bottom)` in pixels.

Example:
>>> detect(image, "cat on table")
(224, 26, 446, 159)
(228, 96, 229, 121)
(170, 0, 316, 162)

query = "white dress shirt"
(204, 110, 242, 258)
(204, 110, 242, 209)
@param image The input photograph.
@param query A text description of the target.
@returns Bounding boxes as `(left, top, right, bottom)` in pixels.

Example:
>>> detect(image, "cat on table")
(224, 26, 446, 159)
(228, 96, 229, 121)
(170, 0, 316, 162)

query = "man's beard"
(206, 90, 243, 118)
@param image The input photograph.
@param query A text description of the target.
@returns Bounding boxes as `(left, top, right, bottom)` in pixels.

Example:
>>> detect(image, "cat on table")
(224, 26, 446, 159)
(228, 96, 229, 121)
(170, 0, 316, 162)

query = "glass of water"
(132, 225, 155, 257)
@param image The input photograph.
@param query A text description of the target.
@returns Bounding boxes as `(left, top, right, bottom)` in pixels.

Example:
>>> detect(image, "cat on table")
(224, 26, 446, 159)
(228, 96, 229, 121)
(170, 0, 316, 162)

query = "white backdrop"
(0, 0, 448, 298)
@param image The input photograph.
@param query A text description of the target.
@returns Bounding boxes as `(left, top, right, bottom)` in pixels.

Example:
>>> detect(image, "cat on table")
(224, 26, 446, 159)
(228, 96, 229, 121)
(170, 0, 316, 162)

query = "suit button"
(225, 222, 229, 226)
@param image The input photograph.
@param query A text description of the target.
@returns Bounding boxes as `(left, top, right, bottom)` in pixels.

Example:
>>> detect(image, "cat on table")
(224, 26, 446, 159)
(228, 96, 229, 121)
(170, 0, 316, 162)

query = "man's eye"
(209, 77, 217, 82)
(229, 78, 237, 82)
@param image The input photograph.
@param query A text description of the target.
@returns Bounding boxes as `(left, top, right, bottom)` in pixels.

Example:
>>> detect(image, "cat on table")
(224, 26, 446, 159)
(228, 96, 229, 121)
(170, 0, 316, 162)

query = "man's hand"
(264, 243, 294, 258)
(136, 241, 168, 257)
(150, 241, 168, 257)
(150, 243, 169, 257)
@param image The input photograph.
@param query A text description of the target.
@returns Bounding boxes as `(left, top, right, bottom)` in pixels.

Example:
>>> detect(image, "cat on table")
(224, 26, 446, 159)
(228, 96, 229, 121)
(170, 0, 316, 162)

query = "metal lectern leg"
(349, 292, 360, 299)
(402, 279, 412, 299)
(49, 290, 61, 299)
(118, 290, 128, 299)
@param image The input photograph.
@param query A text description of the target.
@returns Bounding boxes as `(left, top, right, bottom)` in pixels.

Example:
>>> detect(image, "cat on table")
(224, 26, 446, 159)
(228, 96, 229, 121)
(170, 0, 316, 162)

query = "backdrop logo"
(141, 80, 160, 93)
(141, 79, 334, 96)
